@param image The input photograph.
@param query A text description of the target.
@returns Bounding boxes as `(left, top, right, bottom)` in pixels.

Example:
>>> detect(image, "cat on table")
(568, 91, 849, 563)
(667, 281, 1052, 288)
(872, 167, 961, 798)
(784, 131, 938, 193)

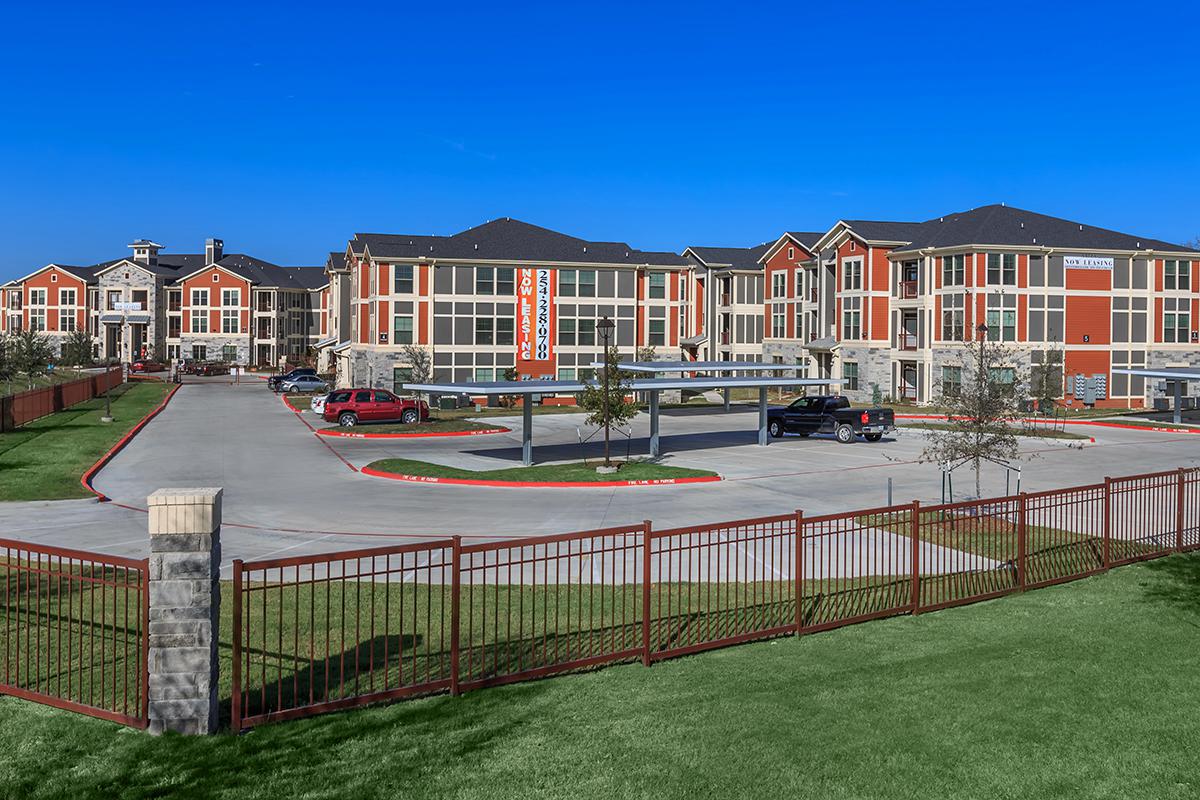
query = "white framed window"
(795, 271, 805, 298)
(191, 312, 209, 334)
(771, 309, 785, 338)
(941, 294, 965, 341)
(58, 310, 76, 332)
(29, 288, 47, 305)
(474, 367, 495, 382)
(787, 246, 795, 260)
(842, 309, 861, 339)
(842, 361, 859, 391)
(1164, 310, 1190, 343)
(648, 273, 666, 299)
(648, 319, 665, 346)
(221, 309, 239, 333)
(394, 264, 414, 294)
(29, 308, 47, 331)
(191, 288, 209, 307)
(393, 315, 414, 345)
(221, 288, 240, 307)
(986, 294, 1017, 342)
(557, 367, 576, 380)
(772, 273, 786, 298)
(942, 254, 965, 286)
(59, 288, 76, 307)
(842, 259, 863, 290)
(1165, 259, 1191, 291)
(987, 253, 1017, 286)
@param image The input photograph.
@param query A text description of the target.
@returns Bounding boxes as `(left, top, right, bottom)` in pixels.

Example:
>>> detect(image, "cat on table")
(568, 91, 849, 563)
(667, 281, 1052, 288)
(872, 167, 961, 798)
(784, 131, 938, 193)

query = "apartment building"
(681, 245, 770, 362)
(334, 218, 693, 390)
(316, 252, 352, 376)
(766, 205, 1200, 408)
(2, 238, 328, 365)
(759, 232, 824, 368)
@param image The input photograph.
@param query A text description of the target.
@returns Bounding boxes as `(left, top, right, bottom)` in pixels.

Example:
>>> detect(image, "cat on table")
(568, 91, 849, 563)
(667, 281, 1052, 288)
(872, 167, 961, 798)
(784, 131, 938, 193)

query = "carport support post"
(723, 386, 730, 412)
(1174, 379, 1183, 425)
(757, 386, 769, 446)
(649, 389, 660, 458)
(522, 394, 533, 466)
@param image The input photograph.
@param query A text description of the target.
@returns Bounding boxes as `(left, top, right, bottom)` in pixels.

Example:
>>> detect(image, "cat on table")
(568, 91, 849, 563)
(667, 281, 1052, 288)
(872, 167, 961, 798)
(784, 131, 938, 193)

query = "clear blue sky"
(1, 1, 1197, 281)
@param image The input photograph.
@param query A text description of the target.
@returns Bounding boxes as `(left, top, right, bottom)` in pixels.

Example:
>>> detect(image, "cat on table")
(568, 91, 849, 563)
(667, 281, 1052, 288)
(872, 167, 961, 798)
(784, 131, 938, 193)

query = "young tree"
(636, 345, 657, 363)
(10, 329, 55, 390)
(400, 344, 433, 422)
(579, 345, 639, 467)
(920, 327, 1027, 499)
(500, 366, 520, 408)
(0, 333, 13, 391)
(1029, 345, 1064, 413)
(60, 329, 96, 368)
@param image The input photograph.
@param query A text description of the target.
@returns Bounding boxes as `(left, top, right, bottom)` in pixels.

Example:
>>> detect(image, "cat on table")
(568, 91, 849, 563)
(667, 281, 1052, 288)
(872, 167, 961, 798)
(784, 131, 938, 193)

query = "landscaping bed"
(362, 458, 720, 486)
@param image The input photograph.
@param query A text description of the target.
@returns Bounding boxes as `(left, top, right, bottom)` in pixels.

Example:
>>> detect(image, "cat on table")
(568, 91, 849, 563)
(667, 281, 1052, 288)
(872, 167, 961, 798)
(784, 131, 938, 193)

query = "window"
(559, 270, 576, 296)
(475, 317, 493, 345)
(59, 288, 76, 306)
(648, 273, 666, 299)
(191, 288, 209, 307)
(221, 309, 239, 333)
(986, 309, 1016, 342)
(394, 265, 414, 294)
(393, 315, 414, 345)
(191, 312, 209, 334)
(987, 253, 1016, 285)
(476, 267, 494, 295)
(942, 254, 965, 286)
(222, 289, 239, 307)
(393, 367, 413, 394)
(578, 319, 596, 346)
(772, 273, 786, 298)
(577, 270, 596, 297)
(842, 362, 859, 391)
(132, 290, 148, 309)
(558, 319, 576, 346)
(771, 309, 785, 338)
(496, 268, 515, 295)
(29, 288, 47, 305)
(788, 246, 795, 260)
(29, 309, 46, 331)
(988, 367, 1016, 395)
(842, 260, 862, 290)
(496, 317, 514, 346)
(166, 344, 180, 359)
(842, 309, 861, 340)
(1164, 311, 1190, 343)
(648, 319, 665, 346)
(475, 368, 495, 382)
(355, 390, 372, 403)
(168, 291, 182, 312)
(942, 366, 962, 398)
(168, 316, 181, 338)
(106, 290, 121, 310)
(58, 310, 76, 332)
(557, 367, 576, 380)
(1165, 259, 1191, 290)
(222, 344, 237, 362)
(192, 345, 207, 361)
(941, 294, 964, 341)
(795, 271, 804, 298)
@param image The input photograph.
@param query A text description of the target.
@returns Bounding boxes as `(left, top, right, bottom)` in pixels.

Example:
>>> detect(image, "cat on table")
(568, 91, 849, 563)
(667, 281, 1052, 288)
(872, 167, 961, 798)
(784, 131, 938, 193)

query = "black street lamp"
(597, 316, 616, 468)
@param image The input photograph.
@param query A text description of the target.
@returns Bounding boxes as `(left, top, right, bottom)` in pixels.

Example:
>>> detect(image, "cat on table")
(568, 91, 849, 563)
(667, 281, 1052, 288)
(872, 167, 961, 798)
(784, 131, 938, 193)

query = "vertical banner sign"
(517, 268, 555, 375)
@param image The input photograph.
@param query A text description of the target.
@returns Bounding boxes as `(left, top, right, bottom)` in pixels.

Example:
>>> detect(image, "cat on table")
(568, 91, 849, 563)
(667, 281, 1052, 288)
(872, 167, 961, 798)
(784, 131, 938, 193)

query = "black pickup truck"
(766, 396, 895, 443)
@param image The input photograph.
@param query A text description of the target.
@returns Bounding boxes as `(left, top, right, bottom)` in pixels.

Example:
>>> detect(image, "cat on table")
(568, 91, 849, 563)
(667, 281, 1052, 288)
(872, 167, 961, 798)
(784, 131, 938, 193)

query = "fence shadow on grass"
(1138, 552, 1200, 618)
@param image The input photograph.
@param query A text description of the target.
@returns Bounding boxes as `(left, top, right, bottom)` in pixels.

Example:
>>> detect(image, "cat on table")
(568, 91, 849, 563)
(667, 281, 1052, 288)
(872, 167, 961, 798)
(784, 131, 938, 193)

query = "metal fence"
(230, 466, 1200, 730)
(0, 538, 149, 728)
(1, 368, 123, 431)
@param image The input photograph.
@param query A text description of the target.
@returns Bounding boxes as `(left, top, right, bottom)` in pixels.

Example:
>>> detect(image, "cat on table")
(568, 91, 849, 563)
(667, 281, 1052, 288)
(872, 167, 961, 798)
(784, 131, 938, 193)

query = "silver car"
(280, 374, 329, 394)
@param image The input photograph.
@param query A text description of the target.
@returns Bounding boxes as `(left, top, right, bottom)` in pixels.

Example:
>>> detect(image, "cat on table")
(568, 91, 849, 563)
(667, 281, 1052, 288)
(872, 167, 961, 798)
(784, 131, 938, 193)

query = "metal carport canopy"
(1112, 367, 1200, 424)
(401, 376, 842, 465)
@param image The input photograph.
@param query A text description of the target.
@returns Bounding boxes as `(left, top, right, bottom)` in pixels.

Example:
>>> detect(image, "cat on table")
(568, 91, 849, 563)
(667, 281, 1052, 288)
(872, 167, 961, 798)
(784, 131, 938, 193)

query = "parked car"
(130, 359, 166, 373)
(766, 396, 895, 443)
(310, 394, 327, 415)
(280, 374, 329, 393)
(194, 361, 231, 377)
(322, 388, 430, 427)
(269, 368, 317, 392)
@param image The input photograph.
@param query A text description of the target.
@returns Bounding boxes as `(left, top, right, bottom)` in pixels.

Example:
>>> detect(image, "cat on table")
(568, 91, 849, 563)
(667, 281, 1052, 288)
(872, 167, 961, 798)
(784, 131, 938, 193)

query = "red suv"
(323, 389, 430, 427)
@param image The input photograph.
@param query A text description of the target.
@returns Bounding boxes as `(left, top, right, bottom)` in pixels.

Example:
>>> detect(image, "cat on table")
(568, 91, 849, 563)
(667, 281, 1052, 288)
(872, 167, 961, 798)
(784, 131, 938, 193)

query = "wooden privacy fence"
(230, 466, 1200, 730)
(1, 368, 123, 431)
(0, 538, 149, 728)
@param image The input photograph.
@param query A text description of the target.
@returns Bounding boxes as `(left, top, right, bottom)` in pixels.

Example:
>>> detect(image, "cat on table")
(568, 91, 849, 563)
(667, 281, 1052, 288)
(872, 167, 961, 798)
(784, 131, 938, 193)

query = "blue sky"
(1, 1, 1197, 281)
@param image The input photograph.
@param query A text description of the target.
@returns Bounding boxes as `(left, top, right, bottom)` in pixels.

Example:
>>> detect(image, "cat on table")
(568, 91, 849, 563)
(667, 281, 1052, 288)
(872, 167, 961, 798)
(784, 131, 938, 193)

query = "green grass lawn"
(0, 554, 1197, 798)
(364, 458, 718, 483)
(0, 381, 174, 501)
(0, 369, 89, 398)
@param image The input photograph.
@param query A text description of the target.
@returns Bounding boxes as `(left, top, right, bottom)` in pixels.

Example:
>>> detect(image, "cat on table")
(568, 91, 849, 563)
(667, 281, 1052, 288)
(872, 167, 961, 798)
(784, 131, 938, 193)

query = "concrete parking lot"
(2, 379, 1199, 569)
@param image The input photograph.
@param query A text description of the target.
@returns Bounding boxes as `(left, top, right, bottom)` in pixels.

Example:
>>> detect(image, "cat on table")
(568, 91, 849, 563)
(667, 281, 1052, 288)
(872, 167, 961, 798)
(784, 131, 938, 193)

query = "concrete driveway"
(2, 380, 1199, 568)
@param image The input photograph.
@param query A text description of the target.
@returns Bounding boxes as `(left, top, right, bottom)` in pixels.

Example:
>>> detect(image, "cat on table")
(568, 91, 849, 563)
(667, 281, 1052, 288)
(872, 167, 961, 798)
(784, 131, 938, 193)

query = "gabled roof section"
(684, 244, 772, 271)
(15, 263, 102, 284)
(326, 252, 347, 273)
(94, 257, 183, 278)
(811, 219, 924, 253)
(891, 204, 1198, 254)
(176, 255, 327, 290)
(759, 232, 824, 265)
(353, 218, 689, 267)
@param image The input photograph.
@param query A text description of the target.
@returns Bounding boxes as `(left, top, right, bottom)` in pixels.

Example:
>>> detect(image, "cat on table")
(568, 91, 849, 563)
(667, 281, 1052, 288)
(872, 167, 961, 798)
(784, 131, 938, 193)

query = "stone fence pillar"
(146, 488, 222, 735)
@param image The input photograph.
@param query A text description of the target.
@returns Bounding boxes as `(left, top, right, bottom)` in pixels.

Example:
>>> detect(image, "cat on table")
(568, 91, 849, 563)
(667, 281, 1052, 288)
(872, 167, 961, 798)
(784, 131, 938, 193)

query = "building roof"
(283, 266, 329, 290)
(684, 244, 772, 271)
(838, 220, 928, 244)
(353, 218, 689, 267)
(891, 204, 1197, 254)
(326, 252, 347, 273)
(786, 232, 825, 250)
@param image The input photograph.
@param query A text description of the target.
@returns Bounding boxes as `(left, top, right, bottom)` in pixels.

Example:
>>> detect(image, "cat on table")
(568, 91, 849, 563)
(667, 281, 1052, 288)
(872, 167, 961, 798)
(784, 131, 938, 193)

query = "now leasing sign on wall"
(517, 267, 555, 375)
(1064, 256, 1114, 270)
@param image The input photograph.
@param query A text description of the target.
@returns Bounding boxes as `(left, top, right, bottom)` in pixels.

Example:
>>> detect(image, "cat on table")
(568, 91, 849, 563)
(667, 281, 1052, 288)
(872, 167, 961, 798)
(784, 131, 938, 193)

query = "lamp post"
(597, 316, 616, 468)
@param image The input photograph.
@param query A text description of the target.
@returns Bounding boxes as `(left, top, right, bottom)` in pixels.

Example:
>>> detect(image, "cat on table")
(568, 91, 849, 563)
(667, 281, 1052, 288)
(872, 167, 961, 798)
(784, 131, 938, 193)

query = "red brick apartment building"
(763, 205, 1200, 409)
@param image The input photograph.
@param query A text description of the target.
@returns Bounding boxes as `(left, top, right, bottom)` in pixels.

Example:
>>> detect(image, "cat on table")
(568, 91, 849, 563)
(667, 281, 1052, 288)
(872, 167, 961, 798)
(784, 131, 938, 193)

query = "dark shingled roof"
(838, 220, 928, 244)
(354, 218, 689, 267)
(786, 232, 825, 251)
(685, 244, 772, 271)
(326, 252, 347, 272)
(284, 266, 329, 289)
(892, 204, 1196, 253)
(51, 264, 100, 283)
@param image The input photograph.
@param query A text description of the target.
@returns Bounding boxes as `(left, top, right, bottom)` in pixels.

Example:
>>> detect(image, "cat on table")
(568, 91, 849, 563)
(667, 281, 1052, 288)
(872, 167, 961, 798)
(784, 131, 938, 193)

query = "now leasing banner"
(1064, 255, 1114, 270)
(517, 267, 555, 375)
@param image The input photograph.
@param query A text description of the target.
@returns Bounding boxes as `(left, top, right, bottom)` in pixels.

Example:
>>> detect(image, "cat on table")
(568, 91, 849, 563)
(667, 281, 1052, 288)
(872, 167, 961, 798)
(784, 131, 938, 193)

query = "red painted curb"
(360, 465, 722, 488)
(895, 413, 1200, 435)
(82, 382, 182, 502)
(316, 426, 510, 439)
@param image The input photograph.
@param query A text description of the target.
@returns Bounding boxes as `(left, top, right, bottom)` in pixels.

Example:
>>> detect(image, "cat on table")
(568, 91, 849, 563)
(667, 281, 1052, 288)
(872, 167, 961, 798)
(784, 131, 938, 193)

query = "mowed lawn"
(1, 554, 1197, 799)
(0, 381, 174, 501)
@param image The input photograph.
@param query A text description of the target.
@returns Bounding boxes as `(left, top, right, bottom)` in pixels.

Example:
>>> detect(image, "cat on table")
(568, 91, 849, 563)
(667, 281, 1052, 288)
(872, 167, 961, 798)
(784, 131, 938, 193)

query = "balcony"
(809, 288, 819, 304)
(720, 330, 731, 345)
(899, 332, 918, 351)
(900, 280, 918, 299)
(720, 293, 731, 307)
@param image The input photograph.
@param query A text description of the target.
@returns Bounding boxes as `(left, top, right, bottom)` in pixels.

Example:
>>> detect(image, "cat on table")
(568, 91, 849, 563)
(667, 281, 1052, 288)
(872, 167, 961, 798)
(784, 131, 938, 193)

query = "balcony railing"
(809, 288, 819, 303)
(899, 332, 918, 351)
(720, 293, 731, 306)
(900, 280, 918, 299)
(898, 385, 918, 402)
(720, 330, 731, 345)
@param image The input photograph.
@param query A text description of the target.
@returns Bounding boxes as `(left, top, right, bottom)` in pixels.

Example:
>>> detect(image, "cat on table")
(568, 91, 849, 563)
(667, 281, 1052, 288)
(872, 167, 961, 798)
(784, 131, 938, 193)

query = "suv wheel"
(401, 409, 419, 425)
(835, 424, 855, 444)
(768, 420, 783, 438)
(338, 413, 358, 427)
